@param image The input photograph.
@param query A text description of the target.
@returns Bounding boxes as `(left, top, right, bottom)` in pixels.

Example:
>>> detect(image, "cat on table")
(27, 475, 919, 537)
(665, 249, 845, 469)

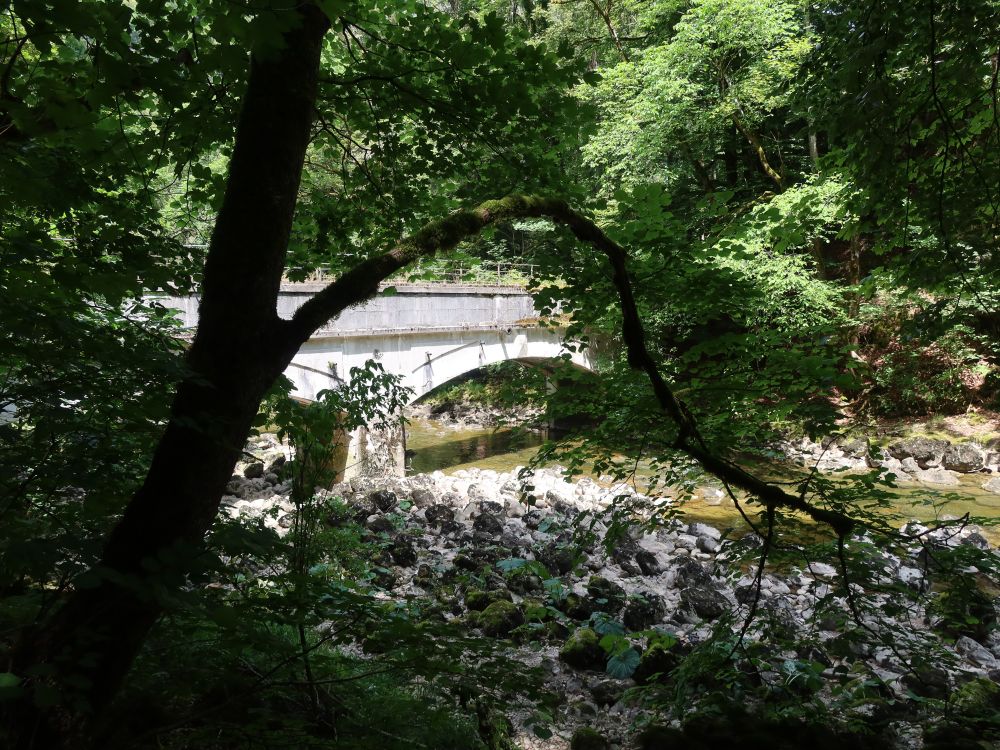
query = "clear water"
(404, 418, 1000, 541)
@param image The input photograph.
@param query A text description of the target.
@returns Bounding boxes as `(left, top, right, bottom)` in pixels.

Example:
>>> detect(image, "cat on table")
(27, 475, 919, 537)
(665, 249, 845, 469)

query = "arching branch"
(285, 194, 854, 535)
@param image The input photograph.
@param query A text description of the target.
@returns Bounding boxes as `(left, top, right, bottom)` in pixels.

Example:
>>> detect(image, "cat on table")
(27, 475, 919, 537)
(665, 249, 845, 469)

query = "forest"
(2, 0, 1000, 748)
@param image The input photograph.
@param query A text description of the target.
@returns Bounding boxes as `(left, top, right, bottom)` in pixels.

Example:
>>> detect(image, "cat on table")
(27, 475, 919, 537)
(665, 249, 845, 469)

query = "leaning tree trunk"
(5, 7, 330, 746)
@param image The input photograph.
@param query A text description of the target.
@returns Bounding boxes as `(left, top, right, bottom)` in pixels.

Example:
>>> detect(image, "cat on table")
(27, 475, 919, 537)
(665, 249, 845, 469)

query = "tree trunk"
(4, 7, 330, 747)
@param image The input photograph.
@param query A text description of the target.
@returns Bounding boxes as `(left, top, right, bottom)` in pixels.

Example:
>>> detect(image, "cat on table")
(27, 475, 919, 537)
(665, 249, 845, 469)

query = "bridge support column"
(343, 418, 406, 480)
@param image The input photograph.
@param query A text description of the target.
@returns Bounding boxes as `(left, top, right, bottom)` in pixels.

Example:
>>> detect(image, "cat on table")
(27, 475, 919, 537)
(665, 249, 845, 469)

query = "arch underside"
(286, 326, 592, 404)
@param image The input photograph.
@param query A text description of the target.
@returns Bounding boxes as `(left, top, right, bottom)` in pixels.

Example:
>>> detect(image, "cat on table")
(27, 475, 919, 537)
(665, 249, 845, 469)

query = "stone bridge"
(159, 280, 592, 476)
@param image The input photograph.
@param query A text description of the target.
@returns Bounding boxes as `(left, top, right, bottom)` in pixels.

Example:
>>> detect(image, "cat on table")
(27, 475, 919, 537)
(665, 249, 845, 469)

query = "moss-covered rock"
(475, 600, 524, 637)
(633, 642, 680, 685)
(559, 627, 605, 670)
(509, 570, 547, 596)
(464, 587, 511, 612)
(510, 620, 569, 644)
(586, 576, 625, 613)
(559, 592, 596, 620)
(570, 727, 609, 750)
(953, 676, 1000, 714)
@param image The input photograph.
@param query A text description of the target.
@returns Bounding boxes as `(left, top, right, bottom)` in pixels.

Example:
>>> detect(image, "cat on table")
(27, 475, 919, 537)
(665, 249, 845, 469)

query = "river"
(405, 417, 1000, 540)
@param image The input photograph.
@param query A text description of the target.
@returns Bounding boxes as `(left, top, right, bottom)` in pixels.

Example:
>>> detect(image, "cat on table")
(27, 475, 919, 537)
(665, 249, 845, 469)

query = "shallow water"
(404, 418, 1000, 540)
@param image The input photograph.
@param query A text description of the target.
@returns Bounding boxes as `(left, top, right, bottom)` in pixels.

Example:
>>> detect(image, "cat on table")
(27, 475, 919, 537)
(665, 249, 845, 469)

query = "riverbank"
(224, 457, 1000, 749)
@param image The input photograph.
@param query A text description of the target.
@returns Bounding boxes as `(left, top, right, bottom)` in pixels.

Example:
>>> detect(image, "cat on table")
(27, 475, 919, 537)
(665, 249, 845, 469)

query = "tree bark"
(732, 113, 783, 190)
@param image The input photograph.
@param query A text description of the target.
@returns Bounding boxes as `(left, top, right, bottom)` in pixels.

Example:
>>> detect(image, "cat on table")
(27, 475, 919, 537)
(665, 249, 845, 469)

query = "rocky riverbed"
(224, 440, 1000, 750)
(780, 434, 1000, 492)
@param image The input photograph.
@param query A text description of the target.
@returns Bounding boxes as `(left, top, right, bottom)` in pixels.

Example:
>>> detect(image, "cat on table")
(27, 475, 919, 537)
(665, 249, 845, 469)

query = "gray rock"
(680, 586, 728, 621)
(536, 542, 578, 575)
(888, 437, 948, 469)
(623, 593, 666, 631)
(900, 457, 921, 473)
(903, 660, 951, 699)
(942, 442, 986, 473)
(807, 562, 838, 578)
(389, 538, 418, 567)
(839, 437, 870, 458)
(367, 515, 395, 534)
(473, 512, 503, 535)
(589, 678, 629, 707)
(368, 489, 398, 513)
(675, 559, 715, 589)
(956, 635, 999, 668)
(586, 576, 626, 613)
(696, 536, 720, 554)
(243, 461, 265, 479)
(961, 532, 990, 550)
(522, 509, 544, 530)
(897, 566, 927, 591)
(409, 487, 437, 508)
(237, 478, 273, 500)
(635, 549, 662, 576)
(984, 477, 1000, 494)
(914, 467, 961, 486)
(687, 522, 721, 540)
(425, 504, 455, 527)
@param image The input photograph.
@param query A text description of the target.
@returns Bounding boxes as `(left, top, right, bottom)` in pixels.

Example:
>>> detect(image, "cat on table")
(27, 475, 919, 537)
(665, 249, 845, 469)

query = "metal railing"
(282, 260, 540, 287)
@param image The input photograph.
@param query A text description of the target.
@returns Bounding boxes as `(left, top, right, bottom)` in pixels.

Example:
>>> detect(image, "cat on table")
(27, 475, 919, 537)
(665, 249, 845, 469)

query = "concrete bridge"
(160, 281, 591, 402)
(159, 280, 592, 476)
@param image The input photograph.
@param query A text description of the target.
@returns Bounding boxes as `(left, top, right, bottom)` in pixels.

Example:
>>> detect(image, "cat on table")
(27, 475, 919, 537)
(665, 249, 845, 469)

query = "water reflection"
(406, 423, 545, 474)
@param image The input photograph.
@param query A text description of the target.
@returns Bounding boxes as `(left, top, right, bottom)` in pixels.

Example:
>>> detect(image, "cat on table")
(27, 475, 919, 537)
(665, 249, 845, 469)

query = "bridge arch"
(287, 324, 592, 405)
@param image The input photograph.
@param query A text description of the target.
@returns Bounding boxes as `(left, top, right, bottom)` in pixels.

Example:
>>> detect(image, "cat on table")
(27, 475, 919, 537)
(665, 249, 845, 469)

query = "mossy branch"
(286, 194, 854, 535)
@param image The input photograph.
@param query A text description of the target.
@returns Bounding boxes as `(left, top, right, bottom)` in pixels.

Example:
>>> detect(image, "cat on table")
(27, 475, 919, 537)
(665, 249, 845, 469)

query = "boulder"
(675, 559, 716, 589)
(389, 538, 417, 567)
(839, 437, 870, 458)
(424, 504, 455, 527)
(623, 593, 666, 631)
(536, 542, 577, 575)
(610, 538, 642, 576)
(633, 641, 680, 685)
(366, 516, 395, 534)
(409, 487, 437, 508)
(589, 678, 629, 707)
(475, 600, 524, 637)
(559, 627, 604, 670)
(570, 727, 609, 750)
(680, 586, 728, 621)
(888, 437, 948, 468)
(696, 536, 721, 554)
(472, 512, 503, 535)
(688, 522, 721, 540)
(956, 635, 998, 668)
(983, 476, 1000, 494)
(243, 461, 265, 479)
(942, 442, 986, 473)
(560, 593, 596, 621)
(586, 576, 626, 613)
(368, 489, 397, 513)
(635, 548, 662, 576)
(914, 467, 961, 486)
(465, 588, 512, 612)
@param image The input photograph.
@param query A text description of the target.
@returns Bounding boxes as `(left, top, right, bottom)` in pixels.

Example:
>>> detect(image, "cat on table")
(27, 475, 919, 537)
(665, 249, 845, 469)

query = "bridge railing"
(283, 260, 540, 287)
